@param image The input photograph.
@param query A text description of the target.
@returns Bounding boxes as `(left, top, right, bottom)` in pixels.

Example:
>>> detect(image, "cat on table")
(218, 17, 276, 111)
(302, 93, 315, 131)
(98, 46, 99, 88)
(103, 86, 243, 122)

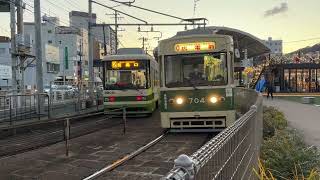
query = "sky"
(0, 0, 320, 53)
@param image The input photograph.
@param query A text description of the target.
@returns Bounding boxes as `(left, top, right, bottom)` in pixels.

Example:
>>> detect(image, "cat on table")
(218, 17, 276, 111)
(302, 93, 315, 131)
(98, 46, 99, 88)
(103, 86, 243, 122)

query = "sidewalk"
(264, 98, 320, 147)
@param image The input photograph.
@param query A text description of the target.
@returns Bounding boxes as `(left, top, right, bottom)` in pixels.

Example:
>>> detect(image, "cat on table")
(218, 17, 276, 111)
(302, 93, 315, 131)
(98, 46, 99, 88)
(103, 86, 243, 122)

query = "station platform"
(262, 92, 320, 97)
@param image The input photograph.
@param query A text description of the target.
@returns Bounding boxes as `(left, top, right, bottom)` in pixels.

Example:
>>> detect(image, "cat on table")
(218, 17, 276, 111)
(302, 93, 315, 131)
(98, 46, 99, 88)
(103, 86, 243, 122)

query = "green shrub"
(263, 106, 288, 138)
(261, 129, 320, 179)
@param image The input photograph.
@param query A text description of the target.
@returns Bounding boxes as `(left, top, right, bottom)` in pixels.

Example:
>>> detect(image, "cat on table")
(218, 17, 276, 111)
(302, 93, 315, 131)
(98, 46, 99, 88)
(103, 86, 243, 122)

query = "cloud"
(264, 2, 288, 17)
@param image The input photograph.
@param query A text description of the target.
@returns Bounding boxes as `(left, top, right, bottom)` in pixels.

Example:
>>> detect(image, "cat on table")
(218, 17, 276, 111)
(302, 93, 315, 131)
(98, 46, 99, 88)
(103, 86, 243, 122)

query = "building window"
(48, 30, 52, 33)
(0, 48, 6, 55)
(47, 62, 60, 73)
(48, 40, 53, 44)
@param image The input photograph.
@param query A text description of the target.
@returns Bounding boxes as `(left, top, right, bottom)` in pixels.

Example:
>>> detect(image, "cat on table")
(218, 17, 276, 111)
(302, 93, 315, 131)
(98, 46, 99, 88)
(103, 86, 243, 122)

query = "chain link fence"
(163, 88, 263, 180)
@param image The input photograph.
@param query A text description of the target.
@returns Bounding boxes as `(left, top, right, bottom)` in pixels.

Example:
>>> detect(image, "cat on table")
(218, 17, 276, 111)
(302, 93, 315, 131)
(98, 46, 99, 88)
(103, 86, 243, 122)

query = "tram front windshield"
(164, 53, 228, 88)
(105, 60, 148, 90)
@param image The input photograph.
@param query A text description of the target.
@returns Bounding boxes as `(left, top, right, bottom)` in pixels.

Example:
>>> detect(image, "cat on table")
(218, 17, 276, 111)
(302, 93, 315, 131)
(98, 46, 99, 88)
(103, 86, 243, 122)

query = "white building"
(0, 36, 12, 89)
(263, 37, 283, 55)
(24, 17, 61, 87)
(19, 11, 115, 89)
(69, 11, 116, 81)
(55, 26, 89, 82)
(69, 11, 116, 55)
(23, 15, 91, 87)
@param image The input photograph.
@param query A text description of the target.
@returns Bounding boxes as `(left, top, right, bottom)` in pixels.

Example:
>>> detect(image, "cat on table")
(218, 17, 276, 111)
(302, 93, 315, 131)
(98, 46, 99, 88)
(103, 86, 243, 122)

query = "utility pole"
(107, 10, 122, 54)
(17, 0, 24, 93)
(139, 37, 148, 52)
(114, 10, 118, 53)
(88, 0, 94, 84)
(78, 39, 83, 83)
(34, 0, 43, 93)
(10, 0, 17, 95)
(102, 23, 107, 56)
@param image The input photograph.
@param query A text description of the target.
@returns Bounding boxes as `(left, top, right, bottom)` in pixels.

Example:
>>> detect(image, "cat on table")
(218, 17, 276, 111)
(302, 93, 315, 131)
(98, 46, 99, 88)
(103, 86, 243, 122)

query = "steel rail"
(83, 131, 168, 180)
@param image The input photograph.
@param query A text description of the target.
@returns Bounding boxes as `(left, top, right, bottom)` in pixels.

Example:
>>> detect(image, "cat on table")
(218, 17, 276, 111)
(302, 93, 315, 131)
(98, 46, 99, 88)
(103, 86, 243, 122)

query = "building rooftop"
(56, 26, 81, 35)
(0, 36, 10, 42)
(69, 11, 97, 19)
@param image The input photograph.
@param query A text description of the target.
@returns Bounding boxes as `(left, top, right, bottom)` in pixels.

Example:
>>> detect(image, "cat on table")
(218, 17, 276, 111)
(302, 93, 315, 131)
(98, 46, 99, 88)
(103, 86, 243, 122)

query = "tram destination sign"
(174, 42, 216, 52)
(108, 60, 145, 70)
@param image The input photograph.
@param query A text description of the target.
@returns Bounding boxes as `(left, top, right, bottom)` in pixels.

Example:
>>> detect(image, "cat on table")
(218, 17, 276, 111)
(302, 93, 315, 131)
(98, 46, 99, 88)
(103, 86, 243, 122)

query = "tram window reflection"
(164, 53, 228, 88)
(105, 70, 148, 90)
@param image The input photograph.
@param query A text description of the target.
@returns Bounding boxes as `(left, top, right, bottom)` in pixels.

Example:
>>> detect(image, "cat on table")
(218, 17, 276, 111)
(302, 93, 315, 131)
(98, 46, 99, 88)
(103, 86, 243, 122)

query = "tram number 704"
(188, 97, 206, 104)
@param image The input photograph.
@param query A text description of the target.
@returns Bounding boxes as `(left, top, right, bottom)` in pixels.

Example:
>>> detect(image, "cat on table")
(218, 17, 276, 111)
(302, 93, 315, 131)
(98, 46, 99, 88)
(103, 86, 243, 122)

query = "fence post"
(65, 118, 70, 157)
(47, 94, 50, 119)
(123, 107, 126, 135)
(38, 94, 40, 120)
(96, 92, 99, 111)
(165, 154, 195, 180)
(9, 96, 12, 126)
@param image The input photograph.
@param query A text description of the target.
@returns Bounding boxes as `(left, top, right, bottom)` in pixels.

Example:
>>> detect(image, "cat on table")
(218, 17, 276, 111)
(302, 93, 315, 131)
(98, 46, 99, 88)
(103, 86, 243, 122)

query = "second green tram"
(157, 33, 236, 131)
(102, 48, 160, 115)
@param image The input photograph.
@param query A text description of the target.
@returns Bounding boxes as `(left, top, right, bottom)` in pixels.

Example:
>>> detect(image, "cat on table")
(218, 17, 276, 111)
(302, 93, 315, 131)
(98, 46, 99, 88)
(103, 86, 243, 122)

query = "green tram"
(157, 33, 236, 131)
(102, 48, 160, 116)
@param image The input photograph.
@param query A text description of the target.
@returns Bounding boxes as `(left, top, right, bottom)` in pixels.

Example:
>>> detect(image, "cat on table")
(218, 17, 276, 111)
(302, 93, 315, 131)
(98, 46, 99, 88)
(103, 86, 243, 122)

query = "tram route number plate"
(225, 88, 232, 97)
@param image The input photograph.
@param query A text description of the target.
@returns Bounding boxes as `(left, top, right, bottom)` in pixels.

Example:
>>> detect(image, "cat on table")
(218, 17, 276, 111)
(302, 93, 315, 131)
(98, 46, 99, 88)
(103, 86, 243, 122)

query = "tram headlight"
(210, 96, 218, 104)
(176, 97, 184, 105)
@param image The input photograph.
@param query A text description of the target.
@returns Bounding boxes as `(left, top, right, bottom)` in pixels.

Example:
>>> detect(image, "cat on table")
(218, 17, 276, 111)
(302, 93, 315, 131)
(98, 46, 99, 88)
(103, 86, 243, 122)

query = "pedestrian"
(266, 78, 274, 99)
(255, 75, 266, 93)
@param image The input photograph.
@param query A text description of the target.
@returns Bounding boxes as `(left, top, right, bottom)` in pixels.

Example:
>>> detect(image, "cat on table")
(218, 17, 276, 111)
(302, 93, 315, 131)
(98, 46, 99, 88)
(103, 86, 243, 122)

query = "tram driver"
(188, 64, 205, 82)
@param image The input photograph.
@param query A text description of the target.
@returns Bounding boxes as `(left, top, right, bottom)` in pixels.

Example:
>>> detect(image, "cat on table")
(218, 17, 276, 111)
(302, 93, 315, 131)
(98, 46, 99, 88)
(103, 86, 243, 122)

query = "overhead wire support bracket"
(91, 23, 206, 27)
(106, 0, 198, 22)
(91, 0, 148, 24)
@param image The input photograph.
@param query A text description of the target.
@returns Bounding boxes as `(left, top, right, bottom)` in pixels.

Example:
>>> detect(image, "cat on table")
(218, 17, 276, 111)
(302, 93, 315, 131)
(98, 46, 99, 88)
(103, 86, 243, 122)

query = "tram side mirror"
(235, 49, 241, 58)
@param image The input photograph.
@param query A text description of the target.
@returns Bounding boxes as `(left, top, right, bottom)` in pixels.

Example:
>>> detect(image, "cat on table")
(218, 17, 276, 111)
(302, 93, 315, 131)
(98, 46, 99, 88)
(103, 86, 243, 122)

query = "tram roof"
(102, 54, 153, 61)
(102, 48, 153, 61)
(176, 26, 270, 59)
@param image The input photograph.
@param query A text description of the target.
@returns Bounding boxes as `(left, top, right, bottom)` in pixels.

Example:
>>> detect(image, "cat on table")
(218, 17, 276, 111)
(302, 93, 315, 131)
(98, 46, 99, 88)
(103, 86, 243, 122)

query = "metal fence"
(0, 94, 50, 125)
(48, 81, 104, 117)
(163, 88, 263, 180)
(0, 81, 104, 127)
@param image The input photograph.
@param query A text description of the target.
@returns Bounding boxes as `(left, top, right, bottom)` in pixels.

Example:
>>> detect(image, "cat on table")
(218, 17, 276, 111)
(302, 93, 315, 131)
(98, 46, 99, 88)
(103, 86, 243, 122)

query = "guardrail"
(163, 88, 263, 180)
(0, 93, 50, 125)
(0, 88, 104, 127)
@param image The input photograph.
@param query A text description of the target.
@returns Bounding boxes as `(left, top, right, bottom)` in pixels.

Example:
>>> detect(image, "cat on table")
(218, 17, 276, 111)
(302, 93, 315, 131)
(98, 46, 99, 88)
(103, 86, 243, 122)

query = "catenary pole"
(10, 0, 17, 94)
(34, 0, 43, 93)
(88, 0, 94, 83)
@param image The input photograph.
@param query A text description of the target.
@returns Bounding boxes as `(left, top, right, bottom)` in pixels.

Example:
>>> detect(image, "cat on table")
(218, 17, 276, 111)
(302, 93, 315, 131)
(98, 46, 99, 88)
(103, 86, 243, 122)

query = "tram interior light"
(210, 96, 218, 104)
(176, 97, 184, 105)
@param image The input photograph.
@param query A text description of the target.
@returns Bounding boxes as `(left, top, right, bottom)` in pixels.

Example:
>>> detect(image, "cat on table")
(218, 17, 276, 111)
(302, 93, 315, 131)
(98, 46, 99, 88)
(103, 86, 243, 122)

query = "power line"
(284, 37, 320, 44)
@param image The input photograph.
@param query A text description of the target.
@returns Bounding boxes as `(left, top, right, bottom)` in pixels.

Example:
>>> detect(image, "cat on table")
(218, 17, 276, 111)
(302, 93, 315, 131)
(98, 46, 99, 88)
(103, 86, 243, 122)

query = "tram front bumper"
(104, 100, 155, 115)
(160, 110, 236, 129)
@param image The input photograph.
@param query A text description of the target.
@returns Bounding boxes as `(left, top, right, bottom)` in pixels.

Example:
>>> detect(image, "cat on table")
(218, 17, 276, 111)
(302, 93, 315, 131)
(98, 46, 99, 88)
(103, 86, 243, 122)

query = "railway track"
(83, 131, 214, 180)
(0, 112, 125, 158)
